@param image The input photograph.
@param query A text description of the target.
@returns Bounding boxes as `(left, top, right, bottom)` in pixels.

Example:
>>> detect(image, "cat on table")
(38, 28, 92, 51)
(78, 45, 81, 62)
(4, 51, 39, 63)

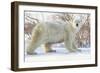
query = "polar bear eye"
(76, 23, 78, 27)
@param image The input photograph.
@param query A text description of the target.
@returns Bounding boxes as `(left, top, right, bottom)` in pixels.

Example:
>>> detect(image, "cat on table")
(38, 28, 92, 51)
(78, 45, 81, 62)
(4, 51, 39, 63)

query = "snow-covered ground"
(25, 46, 91, 63)
(24, 34, 91, 63)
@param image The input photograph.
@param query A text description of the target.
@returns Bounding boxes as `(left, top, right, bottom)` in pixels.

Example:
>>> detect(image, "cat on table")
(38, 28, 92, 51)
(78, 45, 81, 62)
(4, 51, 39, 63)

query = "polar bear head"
(74, 14, 89, 33)
(62, 14, 89, 33)
(53, 13, 89, 33)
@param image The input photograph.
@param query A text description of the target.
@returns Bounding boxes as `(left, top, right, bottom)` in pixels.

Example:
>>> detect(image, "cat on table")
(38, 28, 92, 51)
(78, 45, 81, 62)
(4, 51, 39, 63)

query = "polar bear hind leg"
(44, 43, 56, 53)
(26, 25, 44, 55)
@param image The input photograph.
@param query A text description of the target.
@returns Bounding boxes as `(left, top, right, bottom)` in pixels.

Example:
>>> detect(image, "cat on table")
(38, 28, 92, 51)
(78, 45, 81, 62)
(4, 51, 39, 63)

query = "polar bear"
(26, 14, 86, 55)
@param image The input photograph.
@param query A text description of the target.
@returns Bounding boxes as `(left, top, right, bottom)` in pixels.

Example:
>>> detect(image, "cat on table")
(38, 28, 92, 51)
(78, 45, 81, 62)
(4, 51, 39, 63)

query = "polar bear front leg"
(64, 32, 78, 52)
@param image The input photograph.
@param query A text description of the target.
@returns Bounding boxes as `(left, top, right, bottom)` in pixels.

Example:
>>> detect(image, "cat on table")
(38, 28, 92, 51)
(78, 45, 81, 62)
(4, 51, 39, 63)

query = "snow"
(24, 46, 91, 62)
(24, 34, 91, 63)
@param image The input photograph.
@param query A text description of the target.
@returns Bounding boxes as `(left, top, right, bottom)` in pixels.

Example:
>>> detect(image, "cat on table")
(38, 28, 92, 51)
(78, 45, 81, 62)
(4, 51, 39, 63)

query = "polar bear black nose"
(76, 23, 78, 27)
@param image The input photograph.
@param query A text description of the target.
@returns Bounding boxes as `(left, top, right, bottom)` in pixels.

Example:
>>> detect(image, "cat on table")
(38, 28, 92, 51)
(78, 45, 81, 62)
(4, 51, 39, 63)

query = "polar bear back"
(38, 21, 68, 43)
